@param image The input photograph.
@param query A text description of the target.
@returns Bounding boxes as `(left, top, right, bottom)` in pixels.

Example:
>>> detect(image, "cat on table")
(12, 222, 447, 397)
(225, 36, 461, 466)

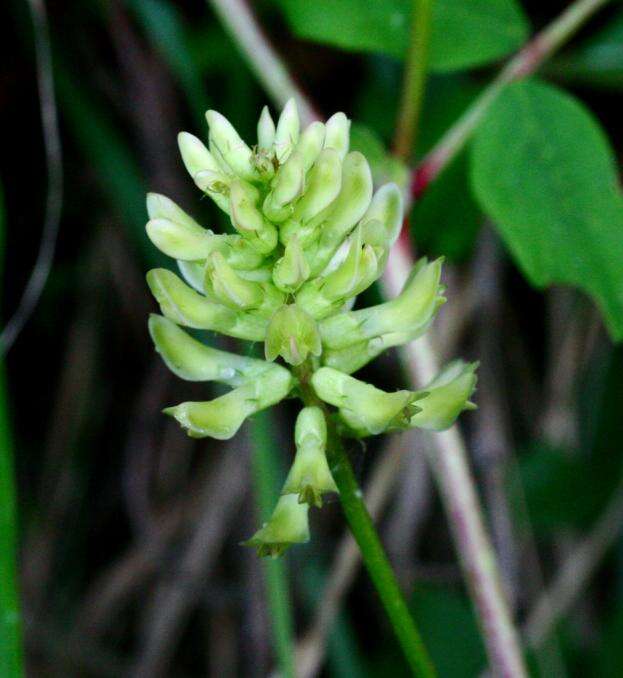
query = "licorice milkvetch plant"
(145, 99, 477, 557)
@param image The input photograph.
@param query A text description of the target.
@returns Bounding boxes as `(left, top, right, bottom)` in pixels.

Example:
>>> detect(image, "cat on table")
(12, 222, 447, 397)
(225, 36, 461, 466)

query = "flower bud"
(257, 106, 276, 151)
(297, 231, 378, 319)
(272, 236, 310, 293)
(307, 152, 373, 275)
(206, 109, 259, 182)
(146, 193, 203, 229)
(322, 330, 417, 375)
(282, 407, 337, 507)
(146, 218, 211, 261)
(311, 367, 424, 436)
(358, 183, 403, 269)
(265, 304, 321, 366)
(320, 236, 378, 301)
(273, 98, 300, 163)
(147, 268, 267, 341)
(244, 494, 310, 558)
(410, 361, 478, 431)
(202, 234, 265, 271)
(205, 251, 264, 310)
(293, 121, 325, 172)
(193, 169, 232, 198)
(164, 364, 293, 439)
(263, 153, 306, 222)
(149, 314, 274, 385)
(177, 132, 230, 213)
(324, 112, 350, 160)
(288, 148, 343, 230)
(320, 257, 446, 350)
(177, 260, 206, 293)
(229, 180, 278, 254)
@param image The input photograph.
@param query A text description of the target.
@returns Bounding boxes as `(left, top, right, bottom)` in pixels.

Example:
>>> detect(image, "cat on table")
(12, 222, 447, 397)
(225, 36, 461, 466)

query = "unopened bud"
(229, 180, 278, 254)
(311, 367, 424, 436)
(263, 153, 306, 222)
(273, 98, 300, 163)
(149, 314, 274, 385)
(320, 258, 446, 350)
(164, 364, 293, 439)
(146, 268, 267, 341)
(282, 407, 337, 507)
(205, 252, 264, 310)
(257, 106, 276, 151)
(410, 361, 478, 431)
(324, 112, 350, 160)
(307, 152, 373, 275)
(206, 109, 259, 182)
(272, 237, 310, 293)
(177, 133, 230, 213)
(244, 494, 310, 558)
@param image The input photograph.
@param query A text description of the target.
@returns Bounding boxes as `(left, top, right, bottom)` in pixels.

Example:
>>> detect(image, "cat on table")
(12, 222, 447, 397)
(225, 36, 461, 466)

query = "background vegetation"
(2, 0, 623, 675)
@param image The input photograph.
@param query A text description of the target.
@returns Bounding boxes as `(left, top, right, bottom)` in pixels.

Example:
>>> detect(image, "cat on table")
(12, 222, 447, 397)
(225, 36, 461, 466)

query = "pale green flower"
(282, 407, 337, 507)
(145, 99, 477, 556)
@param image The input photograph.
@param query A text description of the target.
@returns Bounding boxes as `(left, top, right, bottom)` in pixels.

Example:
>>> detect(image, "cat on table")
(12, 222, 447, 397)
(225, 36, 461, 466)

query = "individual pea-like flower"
(146, 99, 478, 556)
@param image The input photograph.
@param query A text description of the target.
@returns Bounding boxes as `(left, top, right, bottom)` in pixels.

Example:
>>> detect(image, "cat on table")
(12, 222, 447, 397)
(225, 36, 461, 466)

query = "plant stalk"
(0, 186, 24, 676)
(411, 0, 612, 198)
(393, 0, 434, 160)
(326, 432, 435, 677)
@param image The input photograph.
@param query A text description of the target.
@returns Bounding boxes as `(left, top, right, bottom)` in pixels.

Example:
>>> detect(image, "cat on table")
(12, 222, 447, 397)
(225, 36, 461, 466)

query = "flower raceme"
(146, 100, 477, 557)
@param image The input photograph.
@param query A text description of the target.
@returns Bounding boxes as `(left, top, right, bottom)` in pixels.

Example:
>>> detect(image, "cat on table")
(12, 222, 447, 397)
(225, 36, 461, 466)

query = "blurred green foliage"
(273, 0, 529, 71)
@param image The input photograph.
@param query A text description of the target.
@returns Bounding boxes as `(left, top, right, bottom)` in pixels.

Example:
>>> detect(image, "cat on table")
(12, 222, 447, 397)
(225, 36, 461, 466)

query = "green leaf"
(471, 79, 623, 340)
(429, 0, 529, 72)
(274, 0, 529, 72)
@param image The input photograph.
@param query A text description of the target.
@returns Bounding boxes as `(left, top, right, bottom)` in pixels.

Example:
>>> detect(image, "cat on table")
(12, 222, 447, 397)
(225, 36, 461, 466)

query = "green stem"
(295, 365, 435, 677)
(0, 186, 24, 676)
(393, 0, 434, 160)
(327, 432, 435, 677)
(250, 411, 295, 678)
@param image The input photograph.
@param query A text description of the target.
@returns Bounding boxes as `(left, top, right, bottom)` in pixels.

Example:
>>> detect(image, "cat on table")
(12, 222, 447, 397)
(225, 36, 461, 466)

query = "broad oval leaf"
(274, 0, 529, 72)
(471, 79, 623, 340)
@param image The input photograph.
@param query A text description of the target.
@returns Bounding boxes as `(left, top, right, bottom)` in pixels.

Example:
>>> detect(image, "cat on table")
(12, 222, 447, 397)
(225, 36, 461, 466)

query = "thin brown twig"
(471, 229, 519, 607)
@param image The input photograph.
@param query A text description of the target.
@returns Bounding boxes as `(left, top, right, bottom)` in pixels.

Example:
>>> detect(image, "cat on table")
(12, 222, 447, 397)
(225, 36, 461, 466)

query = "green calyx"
(145, 99, 478, 557)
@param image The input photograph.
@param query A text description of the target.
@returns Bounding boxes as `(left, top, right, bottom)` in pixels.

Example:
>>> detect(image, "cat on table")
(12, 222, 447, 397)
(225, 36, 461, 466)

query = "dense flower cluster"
(146, 100, 477, 556)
